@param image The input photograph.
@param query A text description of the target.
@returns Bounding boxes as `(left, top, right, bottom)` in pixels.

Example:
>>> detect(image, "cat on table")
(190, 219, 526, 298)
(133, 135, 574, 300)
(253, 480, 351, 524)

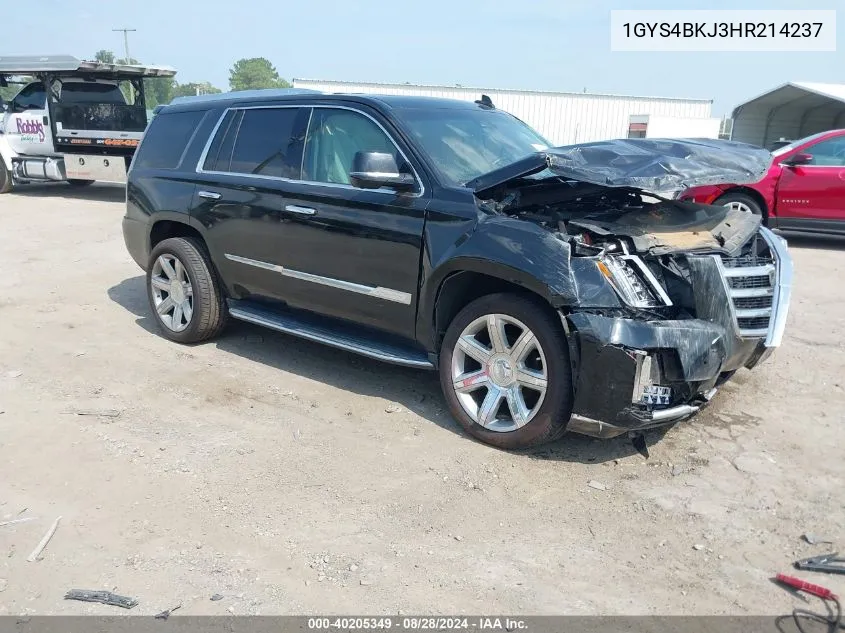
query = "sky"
(5, 0, 842, 116)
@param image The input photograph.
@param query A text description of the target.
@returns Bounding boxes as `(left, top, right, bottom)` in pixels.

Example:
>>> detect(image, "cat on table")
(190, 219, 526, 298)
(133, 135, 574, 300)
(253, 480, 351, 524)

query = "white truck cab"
(0, 55, 176, 193)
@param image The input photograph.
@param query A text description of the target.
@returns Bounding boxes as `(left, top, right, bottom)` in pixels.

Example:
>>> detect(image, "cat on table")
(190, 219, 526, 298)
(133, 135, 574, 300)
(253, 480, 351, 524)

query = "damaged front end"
(473, 139, 793, 438)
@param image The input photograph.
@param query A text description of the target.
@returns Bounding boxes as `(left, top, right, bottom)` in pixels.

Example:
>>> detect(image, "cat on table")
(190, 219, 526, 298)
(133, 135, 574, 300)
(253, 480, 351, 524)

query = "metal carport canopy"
(730, 82, 845, 147)
(0, 55, 176, 77)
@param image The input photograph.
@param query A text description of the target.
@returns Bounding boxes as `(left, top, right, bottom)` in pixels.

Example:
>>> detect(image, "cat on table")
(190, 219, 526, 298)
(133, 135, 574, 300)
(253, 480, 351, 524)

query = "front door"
(3, 81, 56, 157)
(274, 105, 429, 339)
(776, 135, 845, 228)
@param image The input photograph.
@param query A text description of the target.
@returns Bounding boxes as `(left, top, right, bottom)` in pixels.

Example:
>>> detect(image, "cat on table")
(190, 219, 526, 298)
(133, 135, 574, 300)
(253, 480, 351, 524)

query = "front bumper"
(563, 227, 792, 438)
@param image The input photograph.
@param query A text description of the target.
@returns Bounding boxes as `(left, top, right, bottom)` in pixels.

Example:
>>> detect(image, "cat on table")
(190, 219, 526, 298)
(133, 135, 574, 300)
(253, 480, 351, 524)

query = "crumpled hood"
(468, 138, 773, 196)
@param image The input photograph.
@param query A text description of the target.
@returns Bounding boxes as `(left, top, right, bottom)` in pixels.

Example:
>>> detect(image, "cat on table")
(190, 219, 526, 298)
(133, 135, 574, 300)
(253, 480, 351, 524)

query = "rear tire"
(68, 179, 95, 187)
(717, 191, 764, 219)
(439, 293, 573, 450)
(146, 237, 228, 344)
(0, 160, 12, 194)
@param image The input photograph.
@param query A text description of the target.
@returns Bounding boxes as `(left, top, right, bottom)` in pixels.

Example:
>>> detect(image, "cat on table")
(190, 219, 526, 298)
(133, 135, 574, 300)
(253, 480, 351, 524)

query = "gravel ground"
(0, 183, 843, 616)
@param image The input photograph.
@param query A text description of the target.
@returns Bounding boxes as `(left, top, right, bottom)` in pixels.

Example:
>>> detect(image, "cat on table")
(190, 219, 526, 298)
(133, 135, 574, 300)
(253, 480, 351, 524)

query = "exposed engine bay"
(478, 176, 768, 321)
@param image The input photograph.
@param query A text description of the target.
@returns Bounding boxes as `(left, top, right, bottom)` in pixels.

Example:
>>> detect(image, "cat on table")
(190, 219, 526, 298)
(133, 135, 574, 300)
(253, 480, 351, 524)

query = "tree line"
(0, 51, 293, 107)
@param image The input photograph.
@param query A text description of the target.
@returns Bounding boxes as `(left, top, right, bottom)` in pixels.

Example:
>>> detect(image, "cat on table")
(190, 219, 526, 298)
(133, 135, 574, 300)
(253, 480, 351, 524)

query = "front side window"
(302, 109, 401, 185)
(13, 83, 46, 111)
(227, 107, 309, 178)
(806, 136, 845, 166)
(392, 106, 550, 187)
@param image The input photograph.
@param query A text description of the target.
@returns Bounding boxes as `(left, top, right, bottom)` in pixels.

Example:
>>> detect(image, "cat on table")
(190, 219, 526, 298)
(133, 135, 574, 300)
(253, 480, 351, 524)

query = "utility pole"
(112, 28, 137, 62)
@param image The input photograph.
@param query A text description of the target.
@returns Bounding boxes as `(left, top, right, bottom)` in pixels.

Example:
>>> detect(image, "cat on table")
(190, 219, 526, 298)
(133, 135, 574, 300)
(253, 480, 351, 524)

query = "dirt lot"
(0, 183, 843, 616)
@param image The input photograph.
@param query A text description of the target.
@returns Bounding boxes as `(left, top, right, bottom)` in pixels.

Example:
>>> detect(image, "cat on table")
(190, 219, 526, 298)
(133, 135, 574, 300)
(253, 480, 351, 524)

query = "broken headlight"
(597, 255, 672, 309)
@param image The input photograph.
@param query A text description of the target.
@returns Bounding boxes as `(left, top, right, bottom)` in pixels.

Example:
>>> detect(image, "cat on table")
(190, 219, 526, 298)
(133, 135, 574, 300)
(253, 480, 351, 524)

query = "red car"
(679, 129, 845, 235)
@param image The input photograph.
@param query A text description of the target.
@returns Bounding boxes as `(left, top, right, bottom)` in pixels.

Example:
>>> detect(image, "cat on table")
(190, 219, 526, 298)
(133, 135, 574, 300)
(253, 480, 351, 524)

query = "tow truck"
(0, 55, 176, 193)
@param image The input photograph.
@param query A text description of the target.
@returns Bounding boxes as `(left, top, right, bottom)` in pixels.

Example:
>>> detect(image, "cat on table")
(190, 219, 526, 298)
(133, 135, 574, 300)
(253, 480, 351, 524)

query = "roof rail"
(168, 87, 323, 106)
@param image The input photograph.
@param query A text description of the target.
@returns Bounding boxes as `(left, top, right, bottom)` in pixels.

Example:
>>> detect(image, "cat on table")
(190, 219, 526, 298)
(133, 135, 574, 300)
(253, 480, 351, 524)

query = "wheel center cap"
(170, 281, 185, 304)
(488, 355, 515, 387)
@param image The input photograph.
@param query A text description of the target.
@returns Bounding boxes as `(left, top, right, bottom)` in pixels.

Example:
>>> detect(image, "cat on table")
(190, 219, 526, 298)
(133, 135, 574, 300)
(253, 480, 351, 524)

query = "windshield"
(771, 130, 830, 157)
(393, 106, 551, 187)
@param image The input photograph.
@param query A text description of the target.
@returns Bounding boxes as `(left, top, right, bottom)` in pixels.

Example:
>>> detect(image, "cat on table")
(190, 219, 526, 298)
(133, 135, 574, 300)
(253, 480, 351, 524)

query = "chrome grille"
(720, 254, 776, 339)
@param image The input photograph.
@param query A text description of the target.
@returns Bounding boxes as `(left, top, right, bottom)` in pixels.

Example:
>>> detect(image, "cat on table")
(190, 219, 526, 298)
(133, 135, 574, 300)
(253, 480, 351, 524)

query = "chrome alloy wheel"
(725, 201, 753, 214)
(450, 314, 549, 433)
(150, 254, 194, 332)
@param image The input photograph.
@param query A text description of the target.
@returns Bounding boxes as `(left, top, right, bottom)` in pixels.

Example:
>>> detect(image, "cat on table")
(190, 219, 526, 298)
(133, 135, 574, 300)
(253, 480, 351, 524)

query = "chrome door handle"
(198, 190, 221, 200)
(285, 204, 316, 216)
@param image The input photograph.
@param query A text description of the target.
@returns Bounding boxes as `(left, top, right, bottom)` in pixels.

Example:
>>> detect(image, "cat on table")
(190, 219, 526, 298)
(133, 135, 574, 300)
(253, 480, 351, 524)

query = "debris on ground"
(630, 433, 649, 459)
(60, 408, 122, 418)
(587, 480, 607, 491)
(0, 578, 7, 592)
(0, 517, 36, 528)
(154, 604, 181, 619)
(802, 533, 834, 546)
(794, 553, 845, 575)
(693, 544, 705, 551)
(26, 516, 61, 562)
(210, 593, 224, 601)
(64, 589, 138, 609)
(384, 404, 402, 413)
(6, 370, 23, 379)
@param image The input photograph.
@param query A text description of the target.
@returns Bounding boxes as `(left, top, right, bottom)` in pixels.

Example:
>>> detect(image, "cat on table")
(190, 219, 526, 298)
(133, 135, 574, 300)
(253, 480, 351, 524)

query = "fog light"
(631, 351, 672, 406)
(641, 385, 673, 406)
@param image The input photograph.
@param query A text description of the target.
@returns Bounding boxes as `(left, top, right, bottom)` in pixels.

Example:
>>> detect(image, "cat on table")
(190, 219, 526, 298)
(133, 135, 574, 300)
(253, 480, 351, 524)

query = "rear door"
(190, 105, 312, 300)
(776, 134, 845, 227)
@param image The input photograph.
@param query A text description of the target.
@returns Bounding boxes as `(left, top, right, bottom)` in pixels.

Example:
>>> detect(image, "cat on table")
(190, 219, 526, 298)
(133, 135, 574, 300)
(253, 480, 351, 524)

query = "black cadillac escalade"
(122, 89, 793, 450)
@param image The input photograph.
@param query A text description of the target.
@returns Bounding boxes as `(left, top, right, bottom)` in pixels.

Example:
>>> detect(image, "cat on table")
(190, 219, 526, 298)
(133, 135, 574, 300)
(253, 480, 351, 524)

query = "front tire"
(0, 160, 12, 194)
(146, 237, 228, 344)
(717, 191, 764, 218)
(439, 293, 573, 450)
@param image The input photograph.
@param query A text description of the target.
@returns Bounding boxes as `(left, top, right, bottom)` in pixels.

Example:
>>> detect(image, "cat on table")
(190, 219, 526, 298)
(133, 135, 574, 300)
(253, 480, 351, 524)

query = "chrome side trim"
(228, 307, 433, 369)
(759, 226, 793, 348)
(198, 190, 221, 200)
(224, 253, 413, 305)
(194, 104, 425, 199)
(284, 204, 315, 215)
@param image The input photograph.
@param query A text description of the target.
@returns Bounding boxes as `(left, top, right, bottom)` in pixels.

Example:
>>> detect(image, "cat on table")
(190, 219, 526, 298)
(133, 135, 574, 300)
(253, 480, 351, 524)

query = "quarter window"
(134, 110, 206, 170)
(302, 109, 403, 185)
(227, 107, 309, 178)
(806, 137, 845, 166)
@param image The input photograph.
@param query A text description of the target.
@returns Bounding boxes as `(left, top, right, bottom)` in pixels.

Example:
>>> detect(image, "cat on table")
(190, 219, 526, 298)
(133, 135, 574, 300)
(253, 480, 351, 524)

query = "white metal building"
(730, 82, 845, 147)
(292, 78, 713, 146)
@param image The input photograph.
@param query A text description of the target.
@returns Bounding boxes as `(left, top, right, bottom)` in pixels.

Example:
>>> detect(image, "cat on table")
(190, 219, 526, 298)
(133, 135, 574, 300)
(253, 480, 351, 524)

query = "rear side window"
(202, 110, 240, 172)
(225, 107, 309, 178)
(134, 110, 205, 170)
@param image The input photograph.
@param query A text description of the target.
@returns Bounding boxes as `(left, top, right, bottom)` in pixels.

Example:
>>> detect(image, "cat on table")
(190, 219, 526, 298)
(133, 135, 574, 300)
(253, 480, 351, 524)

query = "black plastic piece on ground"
(64, 589, 138, 608)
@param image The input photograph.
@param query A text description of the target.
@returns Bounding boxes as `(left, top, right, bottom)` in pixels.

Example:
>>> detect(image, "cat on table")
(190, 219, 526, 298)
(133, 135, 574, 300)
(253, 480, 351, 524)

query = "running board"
(227, 300, 434, 369)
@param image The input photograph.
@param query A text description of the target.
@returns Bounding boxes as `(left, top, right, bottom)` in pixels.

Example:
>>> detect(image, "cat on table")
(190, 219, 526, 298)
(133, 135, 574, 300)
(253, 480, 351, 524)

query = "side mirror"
(349, 151, 416, 192)
(782, 152, 813, 166)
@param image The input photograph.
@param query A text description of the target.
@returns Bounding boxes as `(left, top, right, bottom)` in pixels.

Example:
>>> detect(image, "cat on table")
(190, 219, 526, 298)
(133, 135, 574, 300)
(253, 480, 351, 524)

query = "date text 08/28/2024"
(307, 617, 527, 630)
